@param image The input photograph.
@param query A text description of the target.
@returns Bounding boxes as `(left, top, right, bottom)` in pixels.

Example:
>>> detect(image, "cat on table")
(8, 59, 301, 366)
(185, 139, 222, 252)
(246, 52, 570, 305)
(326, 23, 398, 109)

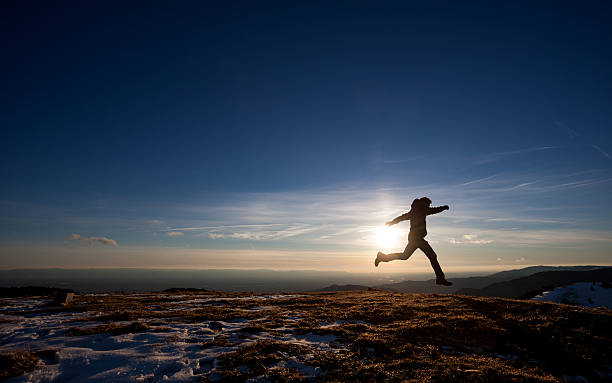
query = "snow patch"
(532, 282, 612, 309)
(0, 293, 349, 382)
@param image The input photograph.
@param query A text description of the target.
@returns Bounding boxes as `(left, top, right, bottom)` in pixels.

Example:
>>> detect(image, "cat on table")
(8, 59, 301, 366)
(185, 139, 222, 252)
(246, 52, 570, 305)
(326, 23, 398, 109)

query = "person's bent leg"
(401, 242, 419, 260)
(418, 240, 451, 285)
(376, 242, 418, 265)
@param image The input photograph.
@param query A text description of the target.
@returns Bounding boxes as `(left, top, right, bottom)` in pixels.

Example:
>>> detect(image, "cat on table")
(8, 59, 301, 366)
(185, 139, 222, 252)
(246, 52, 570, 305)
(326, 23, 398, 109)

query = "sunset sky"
(1, 2, 611, 273)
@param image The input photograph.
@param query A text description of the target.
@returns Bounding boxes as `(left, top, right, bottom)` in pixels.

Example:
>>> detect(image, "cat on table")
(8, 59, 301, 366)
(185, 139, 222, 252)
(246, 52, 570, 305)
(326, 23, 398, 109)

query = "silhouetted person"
(375, 197, 453, 286)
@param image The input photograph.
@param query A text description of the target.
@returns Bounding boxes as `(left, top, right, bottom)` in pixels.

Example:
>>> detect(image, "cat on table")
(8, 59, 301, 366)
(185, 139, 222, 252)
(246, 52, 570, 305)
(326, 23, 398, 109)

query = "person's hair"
(420, 197, 432, 206)
(411, 199, 421, 208)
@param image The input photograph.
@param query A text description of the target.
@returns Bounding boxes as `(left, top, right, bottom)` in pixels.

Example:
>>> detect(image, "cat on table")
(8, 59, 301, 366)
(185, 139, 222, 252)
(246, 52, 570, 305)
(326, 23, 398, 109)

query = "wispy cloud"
(316, 226, 361, 240)
(68, 233, 117, 247)
(459, 175, 497, 186)
(476, 146, 560, 164)
(463, 234, 493, 244)
(555, 122, 610, 160)
(140, 179, 612, 254)
(455, 171, 612, 195)
(147, 219, 170, 232)
(14, 163, 608, 269)
(208, 224, 317, 241)
(266, 224, 317, 240)
(504, 181, 537, 191)
(164, 224, 284, 232)
(525, 177, 612, 193)
(591, 144, 611, 159)
(446, 228, 612, 247)
(555, 121, 580, 139)
(448, 234, 493, 245)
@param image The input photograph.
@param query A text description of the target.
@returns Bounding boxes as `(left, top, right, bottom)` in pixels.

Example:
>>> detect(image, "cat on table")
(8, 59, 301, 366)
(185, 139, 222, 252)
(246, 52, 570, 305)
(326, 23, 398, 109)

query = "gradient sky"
(1, 1, 611, 273)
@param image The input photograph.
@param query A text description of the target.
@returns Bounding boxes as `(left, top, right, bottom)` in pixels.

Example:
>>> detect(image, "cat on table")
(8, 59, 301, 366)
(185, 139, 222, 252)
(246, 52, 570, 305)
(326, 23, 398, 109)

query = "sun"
(374, 226, 403, 251)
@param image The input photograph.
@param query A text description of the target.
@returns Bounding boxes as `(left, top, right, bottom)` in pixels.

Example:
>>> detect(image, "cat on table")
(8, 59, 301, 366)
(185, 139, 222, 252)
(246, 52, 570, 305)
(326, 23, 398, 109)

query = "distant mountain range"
(314, 284, 375, 292)
(0, 268, 414, 293)
(456, 267, 612, 299)
(2, 266, 610, 299)
(0, 286, 75, 298)
(316, 265, 612, 299)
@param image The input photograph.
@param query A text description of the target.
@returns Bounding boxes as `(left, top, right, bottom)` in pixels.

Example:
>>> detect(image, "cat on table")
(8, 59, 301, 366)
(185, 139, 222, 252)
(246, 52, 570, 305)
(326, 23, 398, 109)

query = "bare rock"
(53, 292, 75, 306)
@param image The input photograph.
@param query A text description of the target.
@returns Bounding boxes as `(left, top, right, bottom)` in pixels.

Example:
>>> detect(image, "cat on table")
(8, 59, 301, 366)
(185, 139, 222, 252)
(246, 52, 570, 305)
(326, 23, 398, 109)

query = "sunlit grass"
(4, 291, 609, 381)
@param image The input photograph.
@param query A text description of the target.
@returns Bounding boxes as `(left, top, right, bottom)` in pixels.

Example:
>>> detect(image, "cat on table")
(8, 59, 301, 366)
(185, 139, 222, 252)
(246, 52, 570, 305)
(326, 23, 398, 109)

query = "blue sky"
(1, 1, 611, 272)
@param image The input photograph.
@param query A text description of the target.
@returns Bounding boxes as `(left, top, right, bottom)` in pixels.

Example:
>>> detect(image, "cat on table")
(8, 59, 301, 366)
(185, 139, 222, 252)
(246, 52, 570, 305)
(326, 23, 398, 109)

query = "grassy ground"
(4, 290, 611, 382)
(0, 351, 41, 381)
(206, 291, 610, 382)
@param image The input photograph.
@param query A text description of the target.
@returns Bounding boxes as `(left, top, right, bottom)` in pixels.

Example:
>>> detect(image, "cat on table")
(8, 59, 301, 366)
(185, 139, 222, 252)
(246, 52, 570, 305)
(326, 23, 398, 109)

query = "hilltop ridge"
(319, 266, 612, 301)
(1, 290, 610, 382)
(456, 267, 612, 299)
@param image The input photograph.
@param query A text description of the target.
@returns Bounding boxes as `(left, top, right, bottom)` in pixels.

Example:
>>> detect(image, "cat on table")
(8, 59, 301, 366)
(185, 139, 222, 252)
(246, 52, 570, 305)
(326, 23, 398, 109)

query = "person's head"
(419, 197, 432, 207)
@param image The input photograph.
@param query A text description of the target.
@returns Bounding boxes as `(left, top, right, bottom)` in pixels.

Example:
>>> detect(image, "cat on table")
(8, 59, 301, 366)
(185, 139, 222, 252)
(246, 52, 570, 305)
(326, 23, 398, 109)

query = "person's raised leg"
(375, 242, 418, 267)
(418, 240, 452, 286)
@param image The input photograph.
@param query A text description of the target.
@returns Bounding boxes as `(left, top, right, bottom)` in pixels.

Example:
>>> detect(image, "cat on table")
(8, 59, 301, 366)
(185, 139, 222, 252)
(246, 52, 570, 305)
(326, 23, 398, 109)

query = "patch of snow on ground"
(319, 319, 367, 328)
(0, 293, 357, 382)
(532, 282, 612, 309)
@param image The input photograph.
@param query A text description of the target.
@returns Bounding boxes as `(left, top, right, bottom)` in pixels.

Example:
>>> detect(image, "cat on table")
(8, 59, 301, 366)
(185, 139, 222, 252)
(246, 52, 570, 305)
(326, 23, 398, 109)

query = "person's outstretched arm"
(386, 211, 411, 226)
(427, 205, 449, 215)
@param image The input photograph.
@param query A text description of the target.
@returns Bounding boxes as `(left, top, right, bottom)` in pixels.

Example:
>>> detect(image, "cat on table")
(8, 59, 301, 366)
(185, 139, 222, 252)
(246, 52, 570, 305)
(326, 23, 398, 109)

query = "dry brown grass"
(206, 291, 610, 382)
(66, 292, 283, 324)
(214, 340, 312, 381)
(64, 321, 150, 336)
(0, 351, 40, 381)
(200, 335, 238, 349)
(18, 290, 609, 382)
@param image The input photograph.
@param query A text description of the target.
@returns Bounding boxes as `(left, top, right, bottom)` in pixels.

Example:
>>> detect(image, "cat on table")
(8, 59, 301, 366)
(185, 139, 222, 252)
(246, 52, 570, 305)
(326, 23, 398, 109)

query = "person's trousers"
(379, 237, 446, 280)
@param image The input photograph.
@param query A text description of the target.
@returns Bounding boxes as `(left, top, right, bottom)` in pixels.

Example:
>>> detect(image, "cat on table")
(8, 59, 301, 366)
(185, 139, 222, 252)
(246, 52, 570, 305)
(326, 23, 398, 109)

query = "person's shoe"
(375, 252, 384, 267)
(436, 278, 453, 286)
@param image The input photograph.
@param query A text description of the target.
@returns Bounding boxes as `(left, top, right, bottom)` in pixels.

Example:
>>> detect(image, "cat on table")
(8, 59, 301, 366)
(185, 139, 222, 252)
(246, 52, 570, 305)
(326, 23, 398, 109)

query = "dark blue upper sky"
(1, 1, 611, 270)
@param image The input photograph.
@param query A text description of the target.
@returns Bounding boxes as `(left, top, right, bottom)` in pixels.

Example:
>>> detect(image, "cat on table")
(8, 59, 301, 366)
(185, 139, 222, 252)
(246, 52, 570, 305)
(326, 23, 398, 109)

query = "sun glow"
(374, 226, 404, 252)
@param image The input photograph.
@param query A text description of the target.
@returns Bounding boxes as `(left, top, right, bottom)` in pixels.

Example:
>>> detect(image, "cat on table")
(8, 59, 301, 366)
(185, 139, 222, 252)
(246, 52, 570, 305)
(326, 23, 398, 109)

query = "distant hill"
(456, 267, 612, 299)
(315, 284, 371, 292)
(0, 268, 409, 293)
(0, 286, 75, 298)
(374, 265, 607, 295)
(162, 287, 210, 293)
(377, 276, 494, 294)
(487, 265, 604, 280)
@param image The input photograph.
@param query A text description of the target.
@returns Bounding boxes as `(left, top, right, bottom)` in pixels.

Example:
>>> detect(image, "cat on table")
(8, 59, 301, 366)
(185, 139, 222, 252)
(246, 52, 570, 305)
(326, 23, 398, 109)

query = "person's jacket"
(389, 205, 447, 239)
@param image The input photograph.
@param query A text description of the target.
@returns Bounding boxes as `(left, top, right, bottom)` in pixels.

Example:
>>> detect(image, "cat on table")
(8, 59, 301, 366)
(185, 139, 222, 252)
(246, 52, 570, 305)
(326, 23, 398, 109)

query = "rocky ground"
(1, 290, 611, 382)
